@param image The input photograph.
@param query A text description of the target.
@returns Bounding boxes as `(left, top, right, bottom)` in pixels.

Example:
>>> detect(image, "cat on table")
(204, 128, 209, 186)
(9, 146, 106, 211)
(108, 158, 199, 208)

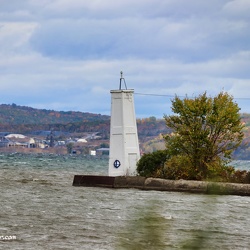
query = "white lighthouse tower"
(108, 72, 140, 176)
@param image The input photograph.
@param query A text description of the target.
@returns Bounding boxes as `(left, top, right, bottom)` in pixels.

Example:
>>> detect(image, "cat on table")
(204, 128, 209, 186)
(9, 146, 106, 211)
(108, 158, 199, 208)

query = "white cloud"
(223, 0, 250, 19)
(0, 0, 249, 117)
(0, 22, 37, 54)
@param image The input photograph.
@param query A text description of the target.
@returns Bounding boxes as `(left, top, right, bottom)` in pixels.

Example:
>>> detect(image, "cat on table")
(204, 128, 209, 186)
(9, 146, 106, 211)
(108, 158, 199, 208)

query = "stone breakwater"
(73, 175, 250, 196)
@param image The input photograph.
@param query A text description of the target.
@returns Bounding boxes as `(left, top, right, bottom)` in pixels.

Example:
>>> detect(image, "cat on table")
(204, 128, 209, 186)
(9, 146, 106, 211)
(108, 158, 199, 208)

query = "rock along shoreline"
(73, 175, 250, 196)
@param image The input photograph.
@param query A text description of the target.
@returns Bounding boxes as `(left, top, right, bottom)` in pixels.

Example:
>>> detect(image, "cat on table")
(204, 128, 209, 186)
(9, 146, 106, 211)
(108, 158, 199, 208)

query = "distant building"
(57, 141, 66, 146)
(0, 136, 10, 147)
(96, 148, 109, 156)
(0, 133, 47, 148)
(5, 134, 34, 148)
(77, 138, 87, 143)
(90, 150, 96, 156)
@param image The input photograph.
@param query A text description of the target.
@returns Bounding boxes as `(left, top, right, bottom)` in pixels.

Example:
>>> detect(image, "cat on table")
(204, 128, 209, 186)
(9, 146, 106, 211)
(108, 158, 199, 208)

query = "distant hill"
(0, 103, 110, 134)
(0, 103, 109, 125)
(0, 103, 169, 137)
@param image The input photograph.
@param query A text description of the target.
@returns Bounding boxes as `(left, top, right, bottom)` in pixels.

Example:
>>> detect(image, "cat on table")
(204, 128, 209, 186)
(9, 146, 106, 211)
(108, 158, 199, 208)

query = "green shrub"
(137, 148, 250, 183)
(137, 150, 169, 177)
(163, 155, 200, 180)
(163, 155, 236, 181)
(205, 160, 235, 182)
(229, 170, 250, 183)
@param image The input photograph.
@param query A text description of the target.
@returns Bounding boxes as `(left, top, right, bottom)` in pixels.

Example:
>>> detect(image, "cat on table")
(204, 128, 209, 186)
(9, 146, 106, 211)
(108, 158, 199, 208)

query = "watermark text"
(0, 235, 17, 241)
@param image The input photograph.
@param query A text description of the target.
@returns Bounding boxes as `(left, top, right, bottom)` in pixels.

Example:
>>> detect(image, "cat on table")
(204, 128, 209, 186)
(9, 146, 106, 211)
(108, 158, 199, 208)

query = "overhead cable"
(134, 92, 250, 100)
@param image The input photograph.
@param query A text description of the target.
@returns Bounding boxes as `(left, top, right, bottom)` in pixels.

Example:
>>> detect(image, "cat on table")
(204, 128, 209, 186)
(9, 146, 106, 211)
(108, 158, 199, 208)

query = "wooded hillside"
(0, 104, 109, 125)
(0, 104, 169, 137)
(1, 104, 250, 159)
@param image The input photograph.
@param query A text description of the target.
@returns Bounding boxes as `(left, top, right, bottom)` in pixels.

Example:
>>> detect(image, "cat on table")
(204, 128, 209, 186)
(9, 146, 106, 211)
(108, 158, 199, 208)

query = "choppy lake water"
(0, 153, 250, 249)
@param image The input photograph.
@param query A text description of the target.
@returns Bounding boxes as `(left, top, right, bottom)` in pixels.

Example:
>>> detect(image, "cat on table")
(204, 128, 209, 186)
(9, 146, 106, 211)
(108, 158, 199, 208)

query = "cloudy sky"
(1, 0, 250, 118)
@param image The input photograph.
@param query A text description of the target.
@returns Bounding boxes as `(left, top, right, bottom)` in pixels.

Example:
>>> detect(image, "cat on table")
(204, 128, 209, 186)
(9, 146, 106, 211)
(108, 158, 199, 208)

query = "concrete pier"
(72, 175, 250, 196)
